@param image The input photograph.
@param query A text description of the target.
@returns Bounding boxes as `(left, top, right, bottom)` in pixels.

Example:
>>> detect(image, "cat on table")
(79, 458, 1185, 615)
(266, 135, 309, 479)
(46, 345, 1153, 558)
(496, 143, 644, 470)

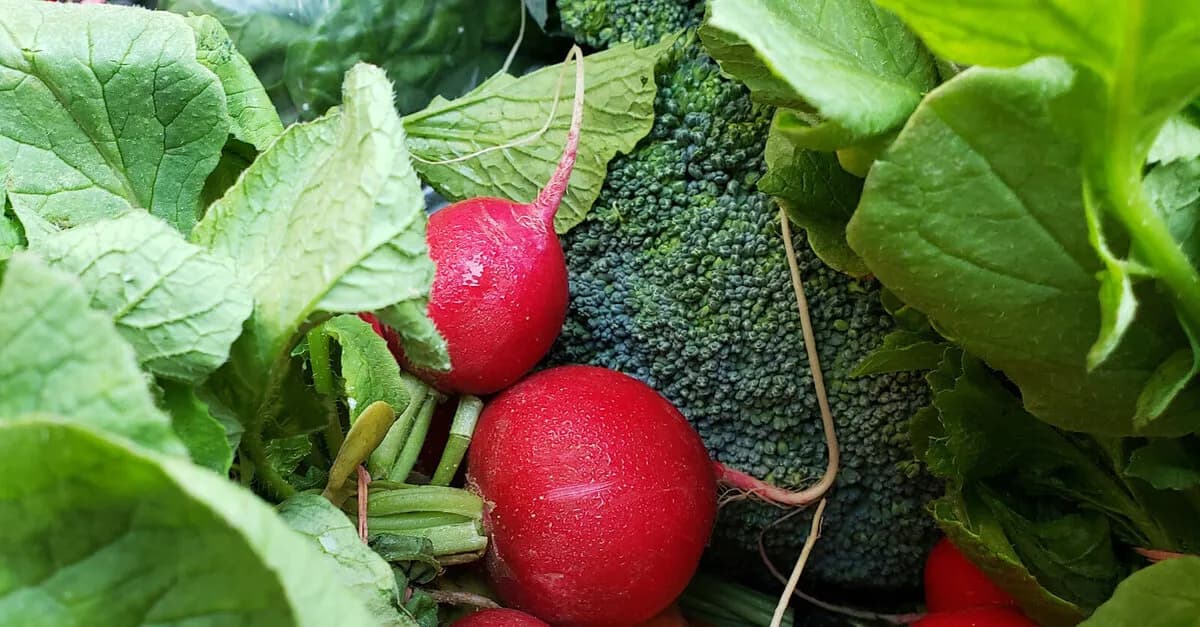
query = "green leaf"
(0, 194, 20, 262)
(700, 0, 937, 146)
(0, 253, 183, 456)
(852, 330, 946, 376)
(278, 493, 414, 627)
(324, 315, 411, 420)
(404, 39, 667, 233)
(187, 14, 285, 150)
(32, 212, 252, 384)
(1146, 157, 1200, 267)
(932, 493, 1089, 627)
(1082, 557, 1200, 626)
(193, 63, 446, 424)
(848, 61, 1200, 436)
(0, 417, 378, 626)
(760, 113, 867, 276)
(0, 1, 229, 234)
(523, 0, 549, 28)
(159, 379, 234, 473)
(1125, 438, 1200, 491)
(1150, 107, 1200, 165)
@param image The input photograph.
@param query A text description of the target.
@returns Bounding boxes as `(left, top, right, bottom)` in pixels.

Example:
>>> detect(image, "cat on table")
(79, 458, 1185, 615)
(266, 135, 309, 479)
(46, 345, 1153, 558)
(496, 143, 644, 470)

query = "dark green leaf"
(1126, 438, 1200, 491)
(760, 113, 867, 276)
(160, 380, 234, 473)
(852, 330, 947, 376)
(1082, 557, 1200, 627)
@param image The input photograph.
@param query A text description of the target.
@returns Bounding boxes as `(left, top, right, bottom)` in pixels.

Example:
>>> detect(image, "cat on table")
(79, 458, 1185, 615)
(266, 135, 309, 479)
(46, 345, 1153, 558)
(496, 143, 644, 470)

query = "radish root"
(770, 499, 827, 627)
(499, 0, 526, 75)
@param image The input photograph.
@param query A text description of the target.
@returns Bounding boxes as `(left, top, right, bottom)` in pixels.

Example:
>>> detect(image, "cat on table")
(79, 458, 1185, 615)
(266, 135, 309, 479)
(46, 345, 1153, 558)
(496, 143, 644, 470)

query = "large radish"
(395, 48, 587, 395)
(466, 365, 718, 627)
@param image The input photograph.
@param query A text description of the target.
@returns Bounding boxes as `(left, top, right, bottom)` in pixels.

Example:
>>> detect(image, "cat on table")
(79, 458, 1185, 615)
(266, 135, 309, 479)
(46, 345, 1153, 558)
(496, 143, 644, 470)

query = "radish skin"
(467, 366, 717, 627)
(452, 608, 550, 627)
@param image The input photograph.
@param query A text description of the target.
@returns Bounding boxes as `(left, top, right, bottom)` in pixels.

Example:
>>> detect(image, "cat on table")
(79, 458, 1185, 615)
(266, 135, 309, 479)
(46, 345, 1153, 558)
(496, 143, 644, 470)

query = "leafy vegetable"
(0, 253, 184, 456)
(31, 211, 252, 384)
(324, 315, 414, 420)
(193, 63, 447, 439)
(0, 417, 377, 626)
(160, 379, 235, 473)
(0, 0, 229, 234)
(849, 60, 1200, 436)
(1081, 557, 1200, 626)
(700, 0, 937, 148)
(404, 39, 668, 233)
(278, 494, 412, 626)
(1125, 437, 1200, 491)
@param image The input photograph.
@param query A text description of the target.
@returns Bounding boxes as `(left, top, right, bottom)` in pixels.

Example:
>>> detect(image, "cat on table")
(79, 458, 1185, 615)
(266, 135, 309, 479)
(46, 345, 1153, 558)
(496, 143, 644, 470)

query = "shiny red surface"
(467, 366, 718, 627)
(412, 197, 568, 395)
(925, 538, 1017, 612)
(452, 608, 550, 627)
(913, 607, 1036, 627)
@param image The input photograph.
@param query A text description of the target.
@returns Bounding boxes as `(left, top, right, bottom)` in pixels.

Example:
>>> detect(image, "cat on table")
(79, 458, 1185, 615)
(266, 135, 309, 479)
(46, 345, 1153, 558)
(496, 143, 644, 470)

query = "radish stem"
(388, 396, 438, 482)
(431, 395, 484, 485)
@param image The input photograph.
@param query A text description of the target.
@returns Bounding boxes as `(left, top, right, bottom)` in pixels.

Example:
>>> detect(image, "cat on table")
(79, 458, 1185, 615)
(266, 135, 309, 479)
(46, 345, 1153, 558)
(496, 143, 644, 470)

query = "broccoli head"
(550, 0, 940, 590)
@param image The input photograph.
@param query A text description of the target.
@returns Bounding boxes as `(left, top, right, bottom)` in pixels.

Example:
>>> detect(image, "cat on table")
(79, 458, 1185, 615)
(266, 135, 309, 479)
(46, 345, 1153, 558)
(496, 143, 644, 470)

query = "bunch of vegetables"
(5, 0, 1200, 625)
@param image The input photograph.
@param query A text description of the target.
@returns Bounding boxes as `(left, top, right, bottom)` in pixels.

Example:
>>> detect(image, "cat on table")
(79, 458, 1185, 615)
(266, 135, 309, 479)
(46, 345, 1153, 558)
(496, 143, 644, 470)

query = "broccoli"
(550, 0, 940, 589)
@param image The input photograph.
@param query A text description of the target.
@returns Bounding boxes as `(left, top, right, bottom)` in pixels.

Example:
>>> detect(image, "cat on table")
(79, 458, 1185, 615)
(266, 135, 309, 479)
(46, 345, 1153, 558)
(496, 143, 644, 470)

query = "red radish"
(452, 608, 550, 627)
(635, 604, 688, 627)
(467, 365, 718, 627)
(913, 607, 1035, 627)
(925, 538, 1016, 612)
(397, 49, 587, 396)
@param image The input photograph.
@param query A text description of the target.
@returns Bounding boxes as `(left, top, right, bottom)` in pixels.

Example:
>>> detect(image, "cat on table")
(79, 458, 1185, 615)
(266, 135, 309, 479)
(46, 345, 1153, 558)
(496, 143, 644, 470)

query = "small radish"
(397, 48, 587, 395)
(913, 607, 1035, 627)
(925, 538, 1016, 612)
(635, 604, 688, 627)
(452, 608, 550, 627)
(467, 365, 717, 627)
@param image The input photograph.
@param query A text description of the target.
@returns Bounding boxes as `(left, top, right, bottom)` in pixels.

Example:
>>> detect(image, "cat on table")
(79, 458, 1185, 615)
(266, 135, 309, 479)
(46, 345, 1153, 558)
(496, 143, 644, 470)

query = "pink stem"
(534, 45, 586, 225)
(714, 461, 831, 507)
(357, 465, 371, 542)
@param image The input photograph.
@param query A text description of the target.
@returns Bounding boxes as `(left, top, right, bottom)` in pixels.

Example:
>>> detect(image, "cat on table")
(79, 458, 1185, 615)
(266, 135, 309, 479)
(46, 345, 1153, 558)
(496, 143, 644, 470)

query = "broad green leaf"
(0, 0, 229, 233)
(278, 494, 413, 627)
(404, 39, 667, 233)
(1146, 157, 1200, 267)
(0, 417, 377, 627)
(0, 253, 183, 456)
(1150, 107, 1200, 165)
(848, 61, 1200, 436)
(1082, 557, 1200, 626)
(700, 0, 937, 146)
(193, 63, 446, 424)
(32, 212, 252, 383)
(159, 380, 234, 473)
(187, 14, 285, 150)
(759, 114, 867, 276)
(1125, 438, 1200, 491)
(324, 315, 412, 420)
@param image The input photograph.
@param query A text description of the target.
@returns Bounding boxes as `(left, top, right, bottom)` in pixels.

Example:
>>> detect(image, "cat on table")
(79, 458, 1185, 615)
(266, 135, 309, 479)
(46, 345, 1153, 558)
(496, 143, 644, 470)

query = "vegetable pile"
(3, 0, 1200, 625)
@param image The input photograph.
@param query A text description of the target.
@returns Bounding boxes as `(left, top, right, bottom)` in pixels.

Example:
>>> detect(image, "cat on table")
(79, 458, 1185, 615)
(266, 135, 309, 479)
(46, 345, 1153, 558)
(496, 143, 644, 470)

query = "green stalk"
(387, 395, 438, 482)
(402, 520, 488, 556)
(367, 485, 484, 518)
(367, 512, 471, 532)
(431, 395, 484, 485)
(369, 375, 429, 477)
(306, 324, 344, 455)
(241, 429, 296, 500)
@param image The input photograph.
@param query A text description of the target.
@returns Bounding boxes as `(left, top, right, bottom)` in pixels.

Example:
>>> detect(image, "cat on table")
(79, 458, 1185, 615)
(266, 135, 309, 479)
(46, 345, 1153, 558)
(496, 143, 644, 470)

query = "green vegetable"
(0, 0, 229, 234)
(550, 4, 938, 589)
(404, 40, 668, 233)
(1082, 557, 1200, 627)
(679, 572, 795, 627)
(0, 417, 378, 626)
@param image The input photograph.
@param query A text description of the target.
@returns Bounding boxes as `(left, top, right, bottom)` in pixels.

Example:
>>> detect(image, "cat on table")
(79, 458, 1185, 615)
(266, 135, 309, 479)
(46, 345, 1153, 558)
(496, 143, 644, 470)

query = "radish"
(925, 538, 1016, 612)
(913, 607, 1035, 627)
(398, 48, 587, 396)
(452, 609, 550, 627)
(466, 365, 718, 626)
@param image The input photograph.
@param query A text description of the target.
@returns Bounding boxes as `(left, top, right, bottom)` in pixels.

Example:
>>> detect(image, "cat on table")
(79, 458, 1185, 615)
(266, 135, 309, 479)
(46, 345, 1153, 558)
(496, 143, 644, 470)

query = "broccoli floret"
(549, 1, 940, 590)
(559, 0, 700, 48)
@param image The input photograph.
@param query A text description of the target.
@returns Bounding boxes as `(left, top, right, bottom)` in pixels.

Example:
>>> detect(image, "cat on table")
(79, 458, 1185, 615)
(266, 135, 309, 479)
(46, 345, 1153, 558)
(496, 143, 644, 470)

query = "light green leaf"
(278, 493, 414, 627)
(0, 417, 377, 627)
(160, 380, 234, 473)
(404, 39, 667, 233)
(193, 63, 446, 422)
(1150, 107, 1200, 165)
(1082, 557, 1200, 626)
(187, 14, 285, 150)
(32, 212, 252, 383)
(1125, 438, 1200, 491)
(0, 0, 229, 233)
(1146, 157, 1200, 267)
(700, 0, 937, 146)
(0, 253, 184, 456)
(848, 61, 1200, 436)
(759, 113, 867, 276)
(324, 315, 412, 420)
